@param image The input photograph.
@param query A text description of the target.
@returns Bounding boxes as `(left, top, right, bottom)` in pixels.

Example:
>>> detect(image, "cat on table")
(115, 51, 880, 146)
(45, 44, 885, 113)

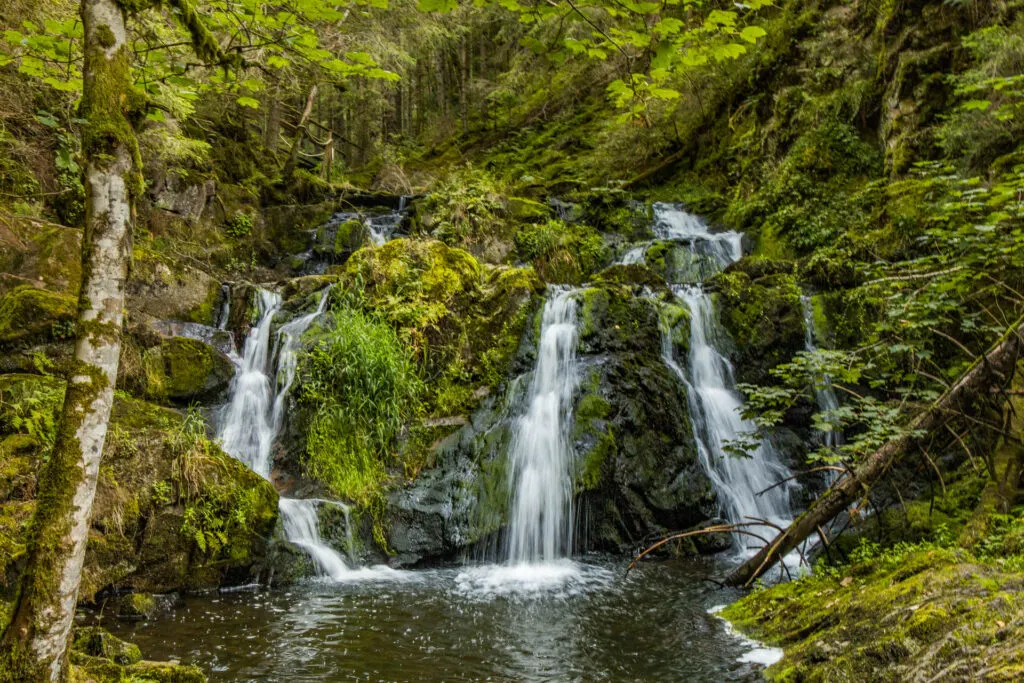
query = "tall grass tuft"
(298, 305, 422, 506)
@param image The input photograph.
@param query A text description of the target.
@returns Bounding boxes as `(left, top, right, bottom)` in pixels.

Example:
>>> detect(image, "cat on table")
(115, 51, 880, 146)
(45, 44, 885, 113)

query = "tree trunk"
(282, 84, 318, 182)
(725, 315, 1024, 588)
(264, 79, 282, 155)
(0, 0, 134, 679)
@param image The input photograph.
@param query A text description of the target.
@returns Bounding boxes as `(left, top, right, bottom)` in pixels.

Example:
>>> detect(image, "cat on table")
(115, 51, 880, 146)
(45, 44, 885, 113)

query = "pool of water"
(105, 557, 777, 682)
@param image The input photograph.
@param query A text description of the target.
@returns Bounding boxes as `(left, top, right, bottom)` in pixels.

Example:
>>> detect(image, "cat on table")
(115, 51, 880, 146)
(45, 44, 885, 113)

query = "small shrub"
(224, 212, 254, 238)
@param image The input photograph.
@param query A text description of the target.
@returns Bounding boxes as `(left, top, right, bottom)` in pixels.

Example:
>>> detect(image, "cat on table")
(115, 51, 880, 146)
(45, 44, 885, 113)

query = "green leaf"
(740, 25, 767, 44)
(962, 99, 991, 111)
(236, 96, 260, 109)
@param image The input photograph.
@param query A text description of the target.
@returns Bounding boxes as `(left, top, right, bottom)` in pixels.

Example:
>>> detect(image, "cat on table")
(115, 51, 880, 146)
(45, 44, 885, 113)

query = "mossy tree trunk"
(0, 0, 135, 679)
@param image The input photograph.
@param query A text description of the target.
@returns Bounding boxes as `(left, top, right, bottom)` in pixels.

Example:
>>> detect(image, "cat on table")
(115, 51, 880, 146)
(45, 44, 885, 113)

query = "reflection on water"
(106, 558, 771, 682)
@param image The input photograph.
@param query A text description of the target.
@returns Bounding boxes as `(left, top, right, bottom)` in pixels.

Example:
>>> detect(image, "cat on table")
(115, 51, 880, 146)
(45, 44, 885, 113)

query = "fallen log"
(725, 314, 1024, 587)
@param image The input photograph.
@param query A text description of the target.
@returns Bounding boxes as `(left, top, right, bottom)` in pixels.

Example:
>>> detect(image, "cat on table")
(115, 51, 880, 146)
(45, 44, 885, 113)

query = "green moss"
(722, 546, 1024, 682)
(577, 430, 615, 492)
(333, 218, 370, 258)
(139, 337, 234, 402)
(514, 219, 610, 284)
(0, 285, 77, 347)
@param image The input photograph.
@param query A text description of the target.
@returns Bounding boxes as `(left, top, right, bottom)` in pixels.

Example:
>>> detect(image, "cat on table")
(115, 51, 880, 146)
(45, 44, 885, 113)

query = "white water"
(674, 287, 795, 538)
(800, 296, 843, 452)
(458, 287, 615, 596)
(279, 498, 351, 579)
(655, 204, 795, 555)
(506, 287, 579, 563)
(619, 244, 648, 265)
(217, 287, 401, 581)
(218, 289, 282, 478)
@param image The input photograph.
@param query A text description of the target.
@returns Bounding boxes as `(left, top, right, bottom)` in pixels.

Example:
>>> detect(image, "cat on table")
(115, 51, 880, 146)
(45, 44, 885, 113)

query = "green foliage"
(418, 166, 507, 247)
(224, 212, 254, 238)
(298, 304, 422, 505)
(937, 19, 1024, 168)
(0, 377, 63, 461)
(514, 219, 609, 284)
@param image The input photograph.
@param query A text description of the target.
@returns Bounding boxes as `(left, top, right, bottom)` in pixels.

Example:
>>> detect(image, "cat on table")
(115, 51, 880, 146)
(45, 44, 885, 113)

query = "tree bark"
(725, 315, 1024, 588)
(282, 84, 318, 182)
(0, 0, 134, 679)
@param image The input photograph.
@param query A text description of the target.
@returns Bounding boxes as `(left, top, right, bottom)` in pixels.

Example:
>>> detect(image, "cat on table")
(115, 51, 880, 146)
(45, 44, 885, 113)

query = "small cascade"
(654, 203, 795, 552)
(278, 498, 351, 580)
(218, 287, 365, 580)
(216, 283, 231, 331)
(367, 209, 404, 246)
(618, 244, 648, 265)
(673, 286, 794, 535)
(800, 296, 843, 451)
(505, 287, 580, 564)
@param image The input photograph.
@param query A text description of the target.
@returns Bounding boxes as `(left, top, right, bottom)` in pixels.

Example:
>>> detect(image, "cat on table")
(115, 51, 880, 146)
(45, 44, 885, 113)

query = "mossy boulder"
(0, 215, 82, 296)
(333, 218, 371, 259)
(127, 248, 222, 325)
(514, 219, 610, 284)
(138, 337, 235, 403)
(0, 285, 77, 349)
(708, 268, 806, 385)
(723, 549, 1024, 681)
(71, 627, 206, 682)
(573, 285, 712, 549)
(0, 374, 278, 599)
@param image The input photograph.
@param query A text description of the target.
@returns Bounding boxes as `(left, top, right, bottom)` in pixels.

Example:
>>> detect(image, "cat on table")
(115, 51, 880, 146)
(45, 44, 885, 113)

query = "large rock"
(127, 248, 223, 325)
(385, 283, 715, 564)
(0, 374, 278, 600)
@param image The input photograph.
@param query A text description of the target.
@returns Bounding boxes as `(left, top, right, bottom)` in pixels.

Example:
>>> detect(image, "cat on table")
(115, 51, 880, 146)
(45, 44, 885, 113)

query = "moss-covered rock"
(0, 215, 82, 296)
(0, 285, 77, 348)
(0, 374, 278, 599)
(127, 248, 223, 325)
(708, 268, 806, 385)
(70, 627, 207, 682)
(138, 337, 235, 402)
(723, 549, 1024, 682)
(332, 218, 371, 259)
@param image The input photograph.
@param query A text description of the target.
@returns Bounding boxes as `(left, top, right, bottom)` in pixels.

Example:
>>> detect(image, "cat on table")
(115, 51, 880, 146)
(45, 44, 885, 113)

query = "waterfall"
(219, 289, 281, 478)
(278, 498, 351, 580)
(218, 287, 359, 579)
(654, 204, 795, 551)
(505, 287, 579, 564)
(800, 296, 843, 451)
(216, 283, 231, 331)
(673, 286, 794, 534)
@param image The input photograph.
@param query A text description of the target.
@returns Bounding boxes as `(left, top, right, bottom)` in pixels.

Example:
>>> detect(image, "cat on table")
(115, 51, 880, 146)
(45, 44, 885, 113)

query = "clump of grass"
(298, 305, 422, 507)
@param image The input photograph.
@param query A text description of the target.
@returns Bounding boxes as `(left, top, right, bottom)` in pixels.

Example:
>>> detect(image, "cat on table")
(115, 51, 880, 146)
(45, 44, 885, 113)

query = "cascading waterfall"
(219, 289, 281, 478)
(218, 287, 354, 578)
(653, 204, 795, 551)
(673, 286, 794, 535)
(505, 287, 580, 564)
(800, 296, 843, 451)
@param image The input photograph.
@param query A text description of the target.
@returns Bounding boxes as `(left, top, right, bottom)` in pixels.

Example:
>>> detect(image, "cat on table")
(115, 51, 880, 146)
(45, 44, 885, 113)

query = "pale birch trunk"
(0, 0, 133, 679)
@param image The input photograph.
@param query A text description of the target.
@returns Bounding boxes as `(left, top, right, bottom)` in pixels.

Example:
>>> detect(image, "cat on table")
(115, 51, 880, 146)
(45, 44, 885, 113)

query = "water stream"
(217, 287, 371, 578)
(652, 204, 796, 551)
(800, 295, 843, 452)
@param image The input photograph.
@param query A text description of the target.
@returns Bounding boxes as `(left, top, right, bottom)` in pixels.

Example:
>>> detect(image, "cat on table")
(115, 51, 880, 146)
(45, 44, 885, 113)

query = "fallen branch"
(725, 312, 1024, 587)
